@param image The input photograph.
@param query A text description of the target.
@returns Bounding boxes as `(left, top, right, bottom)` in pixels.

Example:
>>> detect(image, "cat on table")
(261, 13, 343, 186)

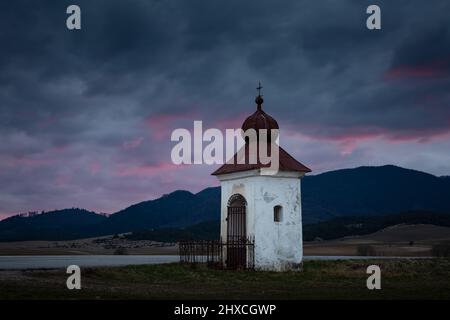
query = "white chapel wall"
(219, 171, 304, 271)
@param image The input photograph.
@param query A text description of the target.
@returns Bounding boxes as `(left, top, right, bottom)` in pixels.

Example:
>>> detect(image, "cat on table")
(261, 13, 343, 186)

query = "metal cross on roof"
(256, 82, 263, 96)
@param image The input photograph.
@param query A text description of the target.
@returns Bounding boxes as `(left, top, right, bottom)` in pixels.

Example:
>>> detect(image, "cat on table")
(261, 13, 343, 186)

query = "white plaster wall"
(219, 172, 256, 241)
(218, 170, 303, 271)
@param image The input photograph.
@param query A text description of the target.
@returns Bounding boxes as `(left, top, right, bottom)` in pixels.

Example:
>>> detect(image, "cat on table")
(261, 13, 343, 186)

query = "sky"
(1, 0, 450, 219)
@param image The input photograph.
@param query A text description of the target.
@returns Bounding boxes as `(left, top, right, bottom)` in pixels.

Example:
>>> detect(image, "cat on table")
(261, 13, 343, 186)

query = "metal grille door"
(226, 205, 247, 269)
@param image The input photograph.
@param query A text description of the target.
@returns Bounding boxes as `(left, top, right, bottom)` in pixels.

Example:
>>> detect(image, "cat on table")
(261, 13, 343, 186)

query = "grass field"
(1, 259, 450, 299)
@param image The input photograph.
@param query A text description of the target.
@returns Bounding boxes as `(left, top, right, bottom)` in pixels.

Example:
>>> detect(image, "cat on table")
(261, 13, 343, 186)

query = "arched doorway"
(227, 194, 247, 268)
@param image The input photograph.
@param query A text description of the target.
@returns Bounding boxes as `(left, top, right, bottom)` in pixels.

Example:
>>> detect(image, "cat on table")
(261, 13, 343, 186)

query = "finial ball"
(255, 95, 264, 106)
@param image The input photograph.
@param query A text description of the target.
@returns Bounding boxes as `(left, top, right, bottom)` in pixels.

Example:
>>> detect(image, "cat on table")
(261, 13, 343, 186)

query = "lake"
(0, 255, 430, 270)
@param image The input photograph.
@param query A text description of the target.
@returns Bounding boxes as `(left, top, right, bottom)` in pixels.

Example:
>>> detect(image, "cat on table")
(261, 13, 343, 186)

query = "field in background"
(0, 236, 178, 256)
(1, 224, 449, 256)
(1, 259, 450, 299)
(304, 224, 450, 256)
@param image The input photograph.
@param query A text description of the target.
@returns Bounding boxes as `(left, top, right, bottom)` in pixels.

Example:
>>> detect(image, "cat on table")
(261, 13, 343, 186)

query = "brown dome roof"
(211, 86, 311, 176)
(241, 96, 279, 133)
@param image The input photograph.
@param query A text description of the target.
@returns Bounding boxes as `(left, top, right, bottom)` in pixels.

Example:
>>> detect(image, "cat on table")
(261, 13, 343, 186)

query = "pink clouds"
(285, 120, 450, 150)
(384, 59, 450, 80)
(144, 110, 245, 143)
(89, 161, 101, 174)
(211, 113, 247, 131)
(284, 126, 446, 159)
(385, 66, 445, 79)
(115, 162, 180, 177)
(122, 137, 144, 149)
(4, 155, 54, 168)
(383, 129, 450, 143)
(296, 132, 378, 157)
(338, 140, 359, 156)
(54, 173, 71, 187)
(38, 115, 57, 129)
(2, 144, 69, 169)
(285, 124, 381, 145)
(146, 112, 197, 141)
(51, 144, 68, 153)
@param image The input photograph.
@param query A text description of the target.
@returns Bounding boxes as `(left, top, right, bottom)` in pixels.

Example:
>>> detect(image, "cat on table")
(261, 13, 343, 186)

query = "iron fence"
(179, 236, 255, 270)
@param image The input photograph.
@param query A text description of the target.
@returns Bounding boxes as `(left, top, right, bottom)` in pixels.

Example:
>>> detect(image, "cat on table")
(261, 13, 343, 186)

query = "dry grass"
(1, 259, 449, 300)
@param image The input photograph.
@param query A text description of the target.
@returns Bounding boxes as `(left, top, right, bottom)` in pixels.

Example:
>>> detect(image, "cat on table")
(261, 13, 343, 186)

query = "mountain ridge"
(1, 165, 450, 241)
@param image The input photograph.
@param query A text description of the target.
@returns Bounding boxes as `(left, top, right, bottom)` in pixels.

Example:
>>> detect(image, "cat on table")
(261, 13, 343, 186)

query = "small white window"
(274, 205, 283, 223)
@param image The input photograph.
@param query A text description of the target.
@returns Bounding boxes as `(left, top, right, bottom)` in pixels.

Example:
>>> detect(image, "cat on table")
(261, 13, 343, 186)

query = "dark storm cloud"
(1, 0, 450, 216)
(388, 26, 450, 79)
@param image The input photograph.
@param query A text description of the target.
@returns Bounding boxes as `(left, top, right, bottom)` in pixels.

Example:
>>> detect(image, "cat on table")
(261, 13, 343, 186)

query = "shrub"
(114, 247, 128, 255)
(356, 244, 376, 256)
(432, 243, 450, 257)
